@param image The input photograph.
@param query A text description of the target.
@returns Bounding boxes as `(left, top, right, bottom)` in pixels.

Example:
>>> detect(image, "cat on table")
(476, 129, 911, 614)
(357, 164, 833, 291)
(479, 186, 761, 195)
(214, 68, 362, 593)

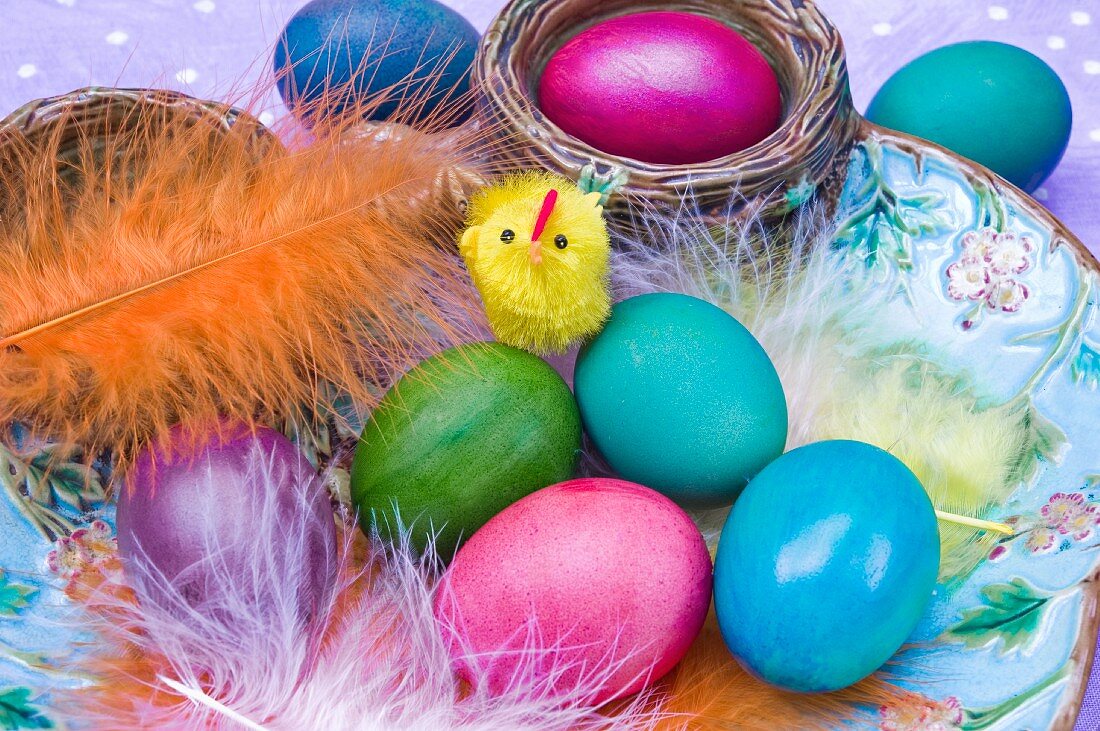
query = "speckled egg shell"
(350, 342, 581, 558)
(538, 11, 782, 164)
(714, 440, 940, 692)
(274, 0, 479, 124)
(435, 477, 712, 704)
(866, 41, 1071, 193)
(574, 292, 787, 508)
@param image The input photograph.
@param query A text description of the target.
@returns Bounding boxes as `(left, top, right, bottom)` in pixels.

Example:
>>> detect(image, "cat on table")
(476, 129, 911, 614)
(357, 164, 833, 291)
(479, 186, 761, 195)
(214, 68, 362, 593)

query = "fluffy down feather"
(51, 447, 663, 730)
(0, 82, 487, 466)
(610, 202, 1038, 581)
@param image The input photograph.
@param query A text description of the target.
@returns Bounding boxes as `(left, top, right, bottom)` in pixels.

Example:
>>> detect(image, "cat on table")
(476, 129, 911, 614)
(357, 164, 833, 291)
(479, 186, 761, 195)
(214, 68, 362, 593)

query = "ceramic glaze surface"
(574, 292, 787, 508)
(118, 425, 337, 617)
(866, 41, 1071, 193)
(537, 11, 782, 165)
(274, 0, 479, 123)
(434, 477, 712, 704)
(714, 440, 940, 692)
(350, 342, 581, 557)
(4, 131, 1100, 731)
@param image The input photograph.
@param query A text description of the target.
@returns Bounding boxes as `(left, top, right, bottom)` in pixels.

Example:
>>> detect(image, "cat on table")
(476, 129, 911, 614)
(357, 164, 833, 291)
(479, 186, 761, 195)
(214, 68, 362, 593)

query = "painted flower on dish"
(1024, 526, 1058, 554)
(989, 491, 1100, 560)
(945, 255, 988, 301)
(879, 694, 963, 731)
(945, 227, 1034, 326)
(46, 519, 117, 581)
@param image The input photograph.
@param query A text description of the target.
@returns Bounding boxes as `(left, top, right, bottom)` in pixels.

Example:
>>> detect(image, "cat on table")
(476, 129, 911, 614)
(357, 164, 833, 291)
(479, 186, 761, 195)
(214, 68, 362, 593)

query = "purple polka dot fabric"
(1, 0, 1099, 728)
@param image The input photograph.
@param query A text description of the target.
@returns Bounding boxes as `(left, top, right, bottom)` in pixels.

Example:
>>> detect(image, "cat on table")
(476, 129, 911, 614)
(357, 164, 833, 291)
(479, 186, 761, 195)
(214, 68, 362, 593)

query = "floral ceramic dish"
(3, 7, 1100, 731)
(473, 0, 1100, 722)
(1, 123, 1098, 731)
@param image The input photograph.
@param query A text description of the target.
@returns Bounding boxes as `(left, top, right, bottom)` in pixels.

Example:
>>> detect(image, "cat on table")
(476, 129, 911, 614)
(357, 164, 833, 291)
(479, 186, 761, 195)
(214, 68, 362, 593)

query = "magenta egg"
(538, 11, 782, 164)
(116, 424, 337, 623)
(434, 477, 712, 704)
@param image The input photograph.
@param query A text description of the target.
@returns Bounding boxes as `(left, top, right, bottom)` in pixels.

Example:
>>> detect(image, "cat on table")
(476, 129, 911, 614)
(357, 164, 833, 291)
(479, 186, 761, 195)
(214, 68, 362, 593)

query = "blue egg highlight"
(713, 440, 940, 692)
(274, 0, 479, 124)
(574, 292, 787, 508)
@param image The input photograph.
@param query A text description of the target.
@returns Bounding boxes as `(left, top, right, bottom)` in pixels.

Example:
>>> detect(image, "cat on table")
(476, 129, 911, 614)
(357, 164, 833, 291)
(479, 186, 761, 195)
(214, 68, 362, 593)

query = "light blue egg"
(574, 292, 787, 508)
(713, 440, 940, 692)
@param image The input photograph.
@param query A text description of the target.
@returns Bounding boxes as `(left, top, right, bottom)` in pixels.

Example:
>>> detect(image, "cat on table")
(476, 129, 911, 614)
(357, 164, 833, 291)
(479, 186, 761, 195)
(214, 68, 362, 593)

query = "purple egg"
(538, 11, 783, 164)
(116, 424, 337, 625)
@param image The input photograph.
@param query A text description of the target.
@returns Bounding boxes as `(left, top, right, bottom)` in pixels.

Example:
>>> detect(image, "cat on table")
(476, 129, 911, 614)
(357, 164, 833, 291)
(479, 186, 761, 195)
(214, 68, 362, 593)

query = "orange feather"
(0, 80, 489, 466)
(640, 612, 918, 730)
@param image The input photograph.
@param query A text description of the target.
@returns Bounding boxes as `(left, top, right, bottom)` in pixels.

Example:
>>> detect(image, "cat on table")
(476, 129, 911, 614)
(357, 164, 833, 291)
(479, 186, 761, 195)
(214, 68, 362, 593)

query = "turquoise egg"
(866, 41, 1071, 192)
(713, 440, 940, 692)
(574, 293, 786, 508)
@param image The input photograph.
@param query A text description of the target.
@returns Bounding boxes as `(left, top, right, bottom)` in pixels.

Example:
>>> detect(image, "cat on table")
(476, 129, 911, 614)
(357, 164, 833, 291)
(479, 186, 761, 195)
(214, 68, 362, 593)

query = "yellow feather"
(813, 352, 1039, 581)
(460, 172, 611, 355)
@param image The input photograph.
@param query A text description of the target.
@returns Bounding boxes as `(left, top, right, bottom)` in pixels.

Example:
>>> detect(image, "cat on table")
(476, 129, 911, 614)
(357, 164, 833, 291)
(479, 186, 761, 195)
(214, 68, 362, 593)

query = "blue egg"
(574, 292, 787, 508)
(713, 440, 940, 692)
(274, 0, 479, 124)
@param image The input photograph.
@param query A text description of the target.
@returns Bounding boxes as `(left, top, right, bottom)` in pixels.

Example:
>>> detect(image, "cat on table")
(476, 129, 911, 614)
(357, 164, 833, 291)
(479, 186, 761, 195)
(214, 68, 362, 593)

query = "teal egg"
(574, 293, 786, 508)
(866, 41, 1071, 192)
(713, 440, 940, 692)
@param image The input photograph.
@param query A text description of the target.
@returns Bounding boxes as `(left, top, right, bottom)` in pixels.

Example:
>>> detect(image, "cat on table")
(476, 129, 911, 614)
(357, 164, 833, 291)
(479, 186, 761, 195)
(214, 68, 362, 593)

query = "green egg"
(574, 293, 787, 508)
(350, 341, 581, 557)
(866, 41, 1071, 192)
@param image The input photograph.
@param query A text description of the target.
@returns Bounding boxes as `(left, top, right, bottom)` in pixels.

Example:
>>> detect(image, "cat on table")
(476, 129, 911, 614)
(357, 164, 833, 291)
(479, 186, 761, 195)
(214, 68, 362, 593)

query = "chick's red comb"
(531, 188, 558, 242)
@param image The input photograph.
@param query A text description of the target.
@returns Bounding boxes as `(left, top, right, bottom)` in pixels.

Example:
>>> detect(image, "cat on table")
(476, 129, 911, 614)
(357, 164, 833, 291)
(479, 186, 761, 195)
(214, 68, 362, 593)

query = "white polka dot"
(17, 64, 37, 79)
(105, 30, 128, 45)
(1071, 11, 1091, 25)
(1034, 187, 1049, 201)
(258, 111, 275, 126)
(175, 68, 198, 84)
(193, 0, 216, 12)
(1047, 35, 1066, 50)
(1090, 129, 1100, 143)
(988, 5, 1009, 20)
(871, 22, 893, 36)
(56, 0, 74, 5)
(1085, 60, 1100, 74)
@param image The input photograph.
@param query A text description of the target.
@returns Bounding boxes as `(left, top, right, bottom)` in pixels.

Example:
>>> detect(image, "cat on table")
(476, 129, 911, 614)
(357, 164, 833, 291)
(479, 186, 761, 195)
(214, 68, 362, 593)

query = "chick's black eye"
(500, 229, 515, 243)
(554, 234, 568, 249)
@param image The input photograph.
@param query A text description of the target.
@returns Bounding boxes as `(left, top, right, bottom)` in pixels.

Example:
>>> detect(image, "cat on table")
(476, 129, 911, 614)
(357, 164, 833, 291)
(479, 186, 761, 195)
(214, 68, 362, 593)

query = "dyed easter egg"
(574, 293, 786, 508)
(117, 424, 337, 620)
(350, 342, 581, 557)
(538, 11, 782, 164)
(435, 478, 712, 703)
(866, 42, 1071, 192)
(714, 440, 940, 692)
(274, 0, 479, 124)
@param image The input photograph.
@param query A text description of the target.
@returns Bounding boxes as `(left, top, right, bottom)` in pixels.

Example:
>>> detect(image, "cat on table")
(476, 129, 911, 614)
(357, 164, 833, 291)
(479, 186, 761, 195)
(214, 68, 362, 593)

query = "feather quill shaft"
(157, 676, 269, 731)
(0, 77, 492, 465)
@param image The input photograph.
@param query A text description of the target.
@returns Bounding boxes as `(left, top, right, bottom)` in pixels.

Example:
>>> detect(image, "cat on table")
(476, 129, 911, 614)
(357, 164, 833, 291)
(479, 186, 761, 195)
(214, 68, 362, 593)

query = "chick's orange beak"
(528, 239, 543, 266)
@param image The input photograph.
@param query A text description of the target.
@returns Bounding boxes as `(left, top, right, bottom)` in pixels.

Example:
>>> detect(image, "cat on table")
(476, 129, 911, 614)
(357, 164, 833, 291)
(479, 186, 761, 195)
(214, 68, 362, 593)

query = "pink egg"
(434, 477, 712, 704)
(538, 11, 782, 165)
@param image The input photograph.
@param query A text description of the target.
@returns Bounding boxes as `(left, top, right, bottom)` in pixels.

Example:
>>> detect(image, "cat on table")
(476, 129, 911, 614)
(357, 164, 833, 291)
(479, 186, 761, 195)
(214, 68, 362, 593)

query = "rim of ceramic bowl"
(474, 0, 858, 221)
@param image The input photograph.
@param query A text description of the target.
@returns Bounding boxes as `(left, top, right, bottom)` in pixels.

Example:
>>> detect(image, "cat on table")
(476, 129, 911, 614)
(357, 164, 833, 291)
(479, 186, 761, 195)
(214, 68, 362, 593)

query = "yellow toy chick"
(459, 172, 611, 355)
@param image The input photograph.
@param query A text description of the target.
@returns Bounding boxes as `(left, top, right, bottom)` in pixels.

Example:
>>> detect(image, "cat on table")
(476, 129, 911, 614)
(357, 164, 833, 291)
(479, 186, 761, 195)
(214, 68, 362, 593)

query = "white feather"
(55, 446, 667, 730)
(605, 200, 889, 542)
